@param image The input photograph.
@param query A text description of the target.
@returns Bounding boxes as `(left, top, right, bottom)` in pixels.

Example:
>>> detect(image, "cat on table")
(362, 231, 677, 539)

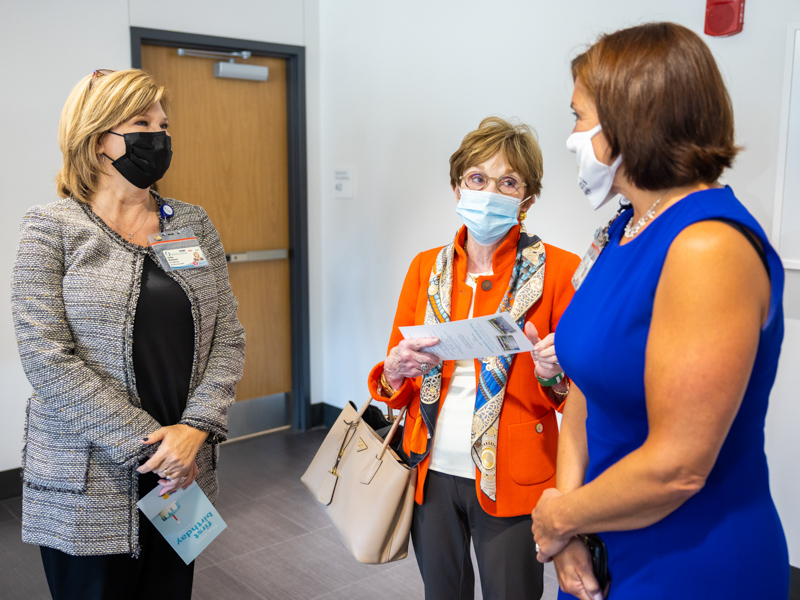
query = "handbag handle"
(356, 397, 407, 460)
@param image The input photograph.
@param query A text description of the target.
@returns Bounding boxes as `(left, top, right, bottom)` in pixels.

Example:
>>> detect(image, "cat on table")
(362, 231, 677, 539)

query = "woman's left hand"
(553, 538, 607, 600)
(137, 424, 209, 493)
(532, 487, 571, 562)
(525, 322, 562, 380)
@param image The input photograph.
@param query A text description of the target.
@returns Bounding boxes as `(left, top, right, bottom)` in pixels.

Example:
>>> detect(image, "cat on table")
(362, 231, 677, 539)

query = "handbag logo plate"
(356, 437, 368, 452)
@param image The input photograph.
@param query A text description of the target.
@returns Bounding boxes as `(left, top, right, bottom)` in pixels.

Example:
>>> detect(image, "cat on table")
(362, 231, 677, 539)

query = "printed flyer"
(137, 482, 227, 564)
(399, 312, 535, 360)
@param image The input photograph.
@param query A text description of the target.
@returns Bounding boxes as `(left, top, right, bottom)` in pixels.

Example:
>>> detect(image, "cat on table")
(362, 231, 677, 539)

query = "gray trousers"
(411, 469, 544, 600)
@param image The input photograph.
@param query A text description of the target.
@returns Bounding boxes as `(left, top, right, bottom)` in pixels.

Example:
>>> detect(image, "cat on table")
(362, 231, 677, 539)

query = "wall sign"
(334, 167, 355, 200)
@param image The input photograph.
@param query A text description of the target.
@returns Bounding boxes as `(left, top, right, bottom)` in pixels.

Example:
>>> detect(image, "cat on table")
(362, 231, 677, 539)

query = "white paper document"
(399, 313, 534, 360)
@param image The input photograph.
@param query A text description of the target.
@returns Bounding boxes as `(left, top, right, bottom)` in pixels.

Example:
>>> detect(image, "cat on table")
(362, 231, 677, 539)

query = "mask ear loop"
(518, 195, 532, 221)
(100, 130, 123, 164)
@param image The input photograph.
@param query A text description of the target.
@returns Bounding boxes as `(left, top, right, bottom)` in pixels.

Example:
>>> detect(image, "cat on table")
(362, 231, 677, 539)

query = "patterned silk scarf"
(408, 226, 546, 501)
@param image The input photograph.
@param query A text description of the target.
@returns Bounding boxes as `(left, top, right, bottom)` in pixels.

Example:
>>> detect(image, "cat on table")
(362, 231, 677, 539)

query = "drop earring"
(519, 211, 527, 221)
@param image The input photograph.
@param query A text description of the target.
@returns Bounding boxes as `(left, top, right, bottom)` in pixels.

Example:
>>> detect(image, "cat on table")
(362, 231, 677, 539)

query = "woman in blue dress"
(531, 22, 789, 600)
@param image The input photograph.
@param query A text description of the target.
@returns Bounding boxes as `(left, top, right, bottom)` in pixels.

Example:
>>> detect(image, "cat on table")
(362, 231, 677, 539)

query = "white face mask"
(566, 124, 623, 210)
(455, 188, 522, 247)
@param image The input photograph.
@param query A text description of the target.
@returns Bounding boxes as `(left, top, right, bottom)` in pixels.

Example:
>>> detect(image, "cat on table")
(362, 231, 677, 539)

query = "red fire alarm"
(705, 0, 745, 37)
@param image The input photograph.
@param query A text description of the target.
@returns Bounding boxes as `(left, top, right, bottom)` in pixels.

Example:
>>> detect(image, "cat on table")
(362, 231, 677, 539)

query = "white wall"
(130, 0, 305, 46)
(0, 0, 321, 472)
(766, 319, 800, 567)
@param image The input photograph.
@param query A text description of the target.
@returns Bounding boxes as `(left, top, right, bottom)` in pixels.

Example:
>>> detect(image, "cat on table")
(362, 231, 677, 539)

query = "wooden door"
(141, 45, 292, 410)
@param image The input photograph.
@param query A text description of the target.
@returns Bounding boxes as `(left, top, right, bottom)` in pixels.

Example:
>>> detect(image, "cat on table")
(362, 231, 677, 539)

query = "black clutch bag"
(577, 533, 611, 594)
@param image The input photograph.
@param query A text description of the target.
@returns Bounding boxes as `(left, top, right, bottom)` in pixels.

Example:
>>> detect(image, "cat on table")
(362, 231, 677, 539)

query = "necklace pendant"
(623, 192, 667, 239)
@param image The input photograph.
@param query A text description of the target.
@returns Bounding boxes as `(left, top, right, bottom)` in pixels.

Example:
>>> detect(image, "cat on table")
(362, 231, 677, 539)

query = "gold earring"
(519, 211, 527, 221)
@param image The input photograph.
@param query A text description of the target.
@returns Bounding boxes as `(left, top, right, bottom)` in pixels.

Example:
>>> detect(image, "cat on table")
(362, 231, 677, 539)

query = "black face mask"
(104, 131, 172, 189)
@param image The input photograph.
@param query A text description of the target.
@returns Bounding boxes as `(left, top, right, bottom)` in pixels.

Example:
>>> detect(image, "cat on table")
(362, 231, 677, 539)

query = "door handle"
(225, 249, 289, 263)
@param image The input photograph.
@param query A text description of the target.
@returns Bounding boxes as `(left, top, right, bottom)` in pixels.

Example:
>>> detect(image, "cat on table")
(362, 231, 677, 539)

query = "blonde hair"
(449, 117, 543, 210)
(56, 69, 169, 203)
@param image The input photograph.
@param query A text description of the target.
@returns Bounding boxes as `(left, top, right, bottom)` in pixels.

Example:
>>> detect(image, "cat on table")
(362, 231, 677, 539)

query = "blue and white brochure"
(137, 482, 227, 564)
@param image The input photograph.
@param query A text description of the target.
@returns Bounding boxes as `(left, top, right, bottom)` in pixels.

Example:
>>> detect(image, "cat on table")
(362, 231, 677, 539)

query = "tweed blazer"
(11, 192, 245, 556)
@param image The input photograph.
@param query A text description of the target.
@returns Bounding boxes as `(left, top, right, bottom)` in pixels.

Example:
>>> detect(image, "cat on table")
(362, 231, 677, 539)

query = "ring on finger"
(420, 363, 429, 373)
(535, 542, 541, 553)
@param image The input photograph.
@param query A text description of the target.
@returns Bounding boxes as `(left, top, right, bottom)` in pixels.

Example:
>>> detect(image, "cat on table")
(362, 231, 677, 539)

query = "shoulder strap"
(707, 217, 769, 277)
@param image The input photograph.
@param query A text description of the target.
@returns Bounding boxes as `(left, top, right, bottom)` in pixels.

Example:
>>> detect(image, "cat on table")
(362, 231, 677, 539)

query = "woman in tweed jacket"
(11, 69, 245, 599)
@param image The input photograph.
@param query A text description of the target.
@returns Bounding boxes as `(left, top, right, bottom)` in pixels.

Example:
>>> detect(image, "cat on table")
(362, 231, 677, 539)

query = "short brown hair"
(449, 117, 543, 209)
(571, 22, 739, 190)
(56, 69, 169, 203)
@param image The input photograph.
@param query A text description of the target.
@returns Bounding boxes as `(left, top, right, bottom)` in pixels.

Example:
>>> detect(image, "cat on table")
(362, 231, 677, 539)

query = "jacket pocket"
(507, 412, 558, 486)
(22, 396, 90, 493)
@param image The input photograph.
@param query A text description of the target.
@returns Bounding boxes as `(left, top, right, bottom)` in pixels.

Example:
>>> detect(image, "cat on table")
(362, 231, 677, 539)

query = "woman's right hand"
(137, 424, 209, 493)
(553, 538, 607, 600)
(383, 337, 442, 389)
(157, 461, 199, 495)
(524, 322, 562, 381)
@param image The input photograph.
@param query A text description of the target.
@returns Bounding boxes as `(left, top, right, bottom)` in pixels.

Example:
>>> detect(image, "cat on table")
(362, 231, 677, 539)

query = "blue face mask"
(455, 188, 523, 246)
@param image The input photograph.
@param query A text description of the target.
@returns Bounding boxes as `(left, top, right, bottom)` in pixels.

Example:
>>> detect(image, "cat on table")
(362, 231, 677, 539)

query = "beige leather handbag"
(301, 398, 417, 564)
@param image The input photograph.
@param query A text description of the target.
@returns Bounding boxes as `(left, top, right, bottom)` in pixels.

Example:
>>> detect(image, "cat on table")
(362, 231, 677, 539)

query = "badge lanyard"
(572, 205, 628, 291)
(148, 228, 209, 271)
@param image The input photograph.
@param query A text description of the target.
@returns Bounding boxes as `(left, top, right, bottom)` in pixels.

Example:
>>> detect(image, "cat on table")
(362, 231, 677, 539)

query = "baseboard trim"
(0, 468, 22, 500)
(791, 565, 800, 600)
(311, 402, 341, 428)
(222, 425, 291, 445)
(227, 392, 291, 440)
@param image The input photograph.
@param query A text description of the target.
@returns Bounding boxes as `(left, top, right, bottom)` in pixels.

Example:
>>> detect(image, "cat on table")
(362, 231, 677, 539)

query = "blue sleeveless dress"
(555, 187, 789, 599)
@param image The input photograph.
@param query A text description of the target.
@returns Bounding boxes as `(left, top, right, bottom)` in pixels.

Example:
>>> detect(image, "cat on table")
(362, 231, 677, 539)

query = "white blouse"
(428, 270, 491, 479)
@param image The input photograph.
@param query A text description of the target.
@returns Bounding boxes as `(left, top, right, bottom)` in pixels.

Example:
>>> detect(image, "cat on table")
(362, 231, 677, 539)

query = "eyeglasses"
(459, 172, 527, 195)
(88, 69, 114, 90)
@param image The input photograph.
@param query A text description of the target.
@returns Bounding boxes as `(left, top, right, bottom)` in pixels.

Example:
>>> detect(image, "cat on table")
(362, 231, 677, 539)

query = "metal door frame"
(131, 27, 312, 431)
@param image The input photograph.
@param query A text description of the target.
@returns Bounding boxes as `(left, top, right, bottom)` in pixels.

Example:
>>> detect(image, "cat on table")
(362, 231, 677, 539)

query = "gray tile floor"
(0, 428, 559, 599)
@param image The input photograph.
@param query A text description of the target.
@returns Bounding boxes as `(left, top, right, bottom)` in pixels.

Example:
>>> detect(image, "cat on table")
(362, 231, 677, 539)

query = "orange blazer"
(368, 225, 580, 517)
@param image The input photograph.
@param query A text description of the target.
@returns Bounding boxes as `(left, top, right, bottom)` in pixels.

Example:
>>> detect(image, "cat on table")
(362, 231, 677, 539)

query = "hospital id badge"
(148, 228, 209, 271)
(572, 226, 608, 291)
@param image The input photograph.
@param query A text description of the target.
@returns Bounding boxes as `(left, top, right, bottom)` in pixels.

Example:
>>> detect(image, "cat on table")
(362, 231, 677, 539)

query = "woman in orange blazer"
(368, 117, 580, 600)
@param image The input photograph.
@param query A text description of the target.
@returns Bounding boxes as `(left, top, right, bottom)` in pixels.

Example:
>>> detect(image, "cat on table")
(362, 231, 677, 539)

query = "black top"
(133, 257, 194, 426)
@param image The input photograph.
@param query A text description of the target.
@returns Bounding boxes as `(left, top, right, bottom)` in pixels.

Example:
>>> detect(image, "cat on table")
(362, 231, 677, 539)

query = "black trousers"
(411, 470, 544, 600)
(39, 474, 194, 600)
